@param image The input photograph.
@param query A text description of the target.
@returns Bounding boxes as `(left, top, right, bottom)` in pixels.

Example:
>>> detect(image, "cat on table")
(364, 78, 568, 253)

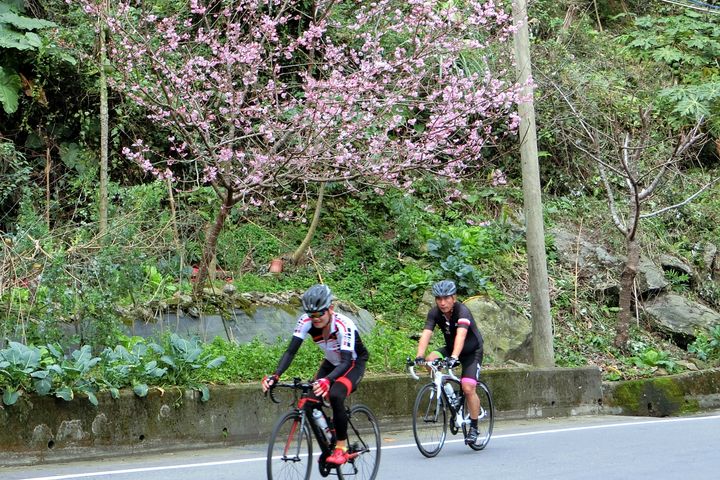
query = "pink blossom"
(78, 0, 523, 214)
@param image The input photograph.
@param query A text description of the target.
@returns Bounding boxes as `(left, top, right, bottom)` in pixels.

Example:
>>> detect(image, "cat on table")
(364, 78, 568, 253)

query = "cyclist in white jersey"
(262, 284, 369, 465)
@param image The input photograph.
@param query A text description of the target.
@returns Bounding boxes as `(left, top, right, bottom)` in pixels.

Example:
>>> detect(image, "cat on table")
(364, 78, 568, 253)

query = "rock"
(465, 296, 532, 363)
(550, 226, 670, 300)
(643, 293, 720, 339)
(659, 254, 694, 277)
(124, 292, 375, 344)
(636, 256, 669, 296)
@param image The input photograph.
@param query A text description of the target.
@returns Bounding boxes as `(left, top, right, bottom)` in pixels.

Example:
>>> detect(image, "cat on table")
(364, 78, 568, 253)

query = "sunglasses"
(307, 309, 328, 318)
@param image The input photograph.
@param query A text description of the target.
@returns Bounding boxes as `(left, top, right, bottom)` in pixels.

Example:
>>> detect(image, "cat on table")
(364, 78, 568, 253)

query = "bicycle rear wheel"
(267, 411, 313, 480)
(337, 404, 381, 480)
(412, 383, 447, 458)
(462, 380, 494, 451)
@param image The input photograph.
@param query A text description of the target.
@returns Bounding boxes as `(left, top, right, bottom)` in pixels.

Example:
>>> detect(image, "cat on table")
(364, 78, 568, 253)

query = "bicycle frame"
(408, 359, 467, 429)
(267, 377, 381, 480)
(270, 379, 335, 459)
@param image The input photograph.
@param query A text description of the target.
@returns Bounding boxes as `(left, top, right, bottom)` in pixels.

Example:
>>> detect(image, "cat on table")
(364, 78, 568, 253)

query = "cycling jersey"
(269, 298, 369, 446)
(424, 302, 483, 357)
(275, 311, 369, 382)
(292, 312, 369, 364)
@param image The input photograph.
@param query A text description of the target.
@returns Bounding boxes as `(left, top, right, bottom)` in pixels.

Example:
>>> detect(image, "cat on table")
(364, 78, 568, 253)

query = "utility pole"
(512, 0, 555, 367)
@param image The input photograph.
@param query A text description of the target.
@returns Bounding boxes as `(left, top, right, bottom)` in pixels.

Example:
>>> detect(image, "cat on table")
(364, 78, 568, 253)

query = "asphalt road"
(5, 411, 720, 480)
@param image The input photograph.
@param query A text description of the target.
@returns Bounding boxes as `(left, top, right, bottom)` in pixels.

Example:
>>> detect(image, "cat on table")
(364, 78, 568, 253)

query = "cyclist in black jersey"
(415, 280, 485, 445)
(261, 284, 369, 465)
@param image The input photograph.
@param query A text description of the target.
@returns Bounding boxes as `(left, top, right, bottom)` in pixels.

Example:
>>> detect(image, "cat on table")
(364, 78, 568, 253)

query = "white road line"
(17, 413, 720, 480)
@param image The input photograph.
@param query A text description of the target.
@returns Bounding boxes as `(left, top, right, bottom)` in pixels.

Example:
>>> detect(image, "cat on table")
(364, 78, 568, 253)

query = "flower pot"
(269, 258, 284, 273)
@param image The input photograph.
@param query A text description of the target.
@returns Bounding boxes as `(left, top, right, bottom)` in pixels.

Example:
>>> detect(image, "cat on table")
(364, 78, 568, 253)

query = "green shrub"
(688, 326, 720, 362)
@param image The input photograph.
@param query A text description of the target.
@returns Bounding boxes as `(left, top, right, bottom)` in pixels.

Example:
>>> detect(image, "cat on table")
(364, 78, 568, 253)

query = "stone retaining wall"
(2, 366, 719, 467)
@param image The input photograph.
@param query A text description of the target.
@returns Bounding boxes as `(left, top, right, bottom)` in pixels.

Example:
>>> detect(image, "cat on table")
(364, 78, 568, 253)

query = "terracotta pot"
(269, 258, 284, 273)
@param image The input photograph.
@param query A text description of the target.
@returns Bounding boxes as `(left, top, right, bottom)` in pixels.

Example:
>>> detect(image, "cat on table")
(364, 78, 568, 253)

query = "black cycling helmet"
(302, 284, 333, 312)
(432, 280, 457, 297)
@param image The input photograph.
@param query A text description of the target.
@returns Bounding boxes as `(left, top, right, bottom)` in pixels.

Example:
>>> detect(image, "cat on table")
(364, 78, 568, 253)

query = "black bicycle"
(266, 378, 381, 480)
(407, 357, 494, 457)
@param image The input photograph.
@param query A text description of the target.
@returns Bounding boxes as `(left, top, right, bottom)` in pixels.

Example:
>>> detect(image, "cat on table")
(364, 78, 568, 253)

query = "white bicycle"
(407, 357, 494, 457)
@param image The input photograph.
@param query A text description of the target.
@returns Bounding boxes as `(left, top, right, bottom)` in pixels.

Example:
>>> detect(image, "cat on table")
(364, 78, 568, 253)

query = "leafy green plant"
(630, 348, 678, 373)
(0, 4, 58, 113)
(664, 269, 690, 294)
(618, 10, 720, 133)
(391, 263, 434, 295)
(99, 337, 166, 399)
(0, 342, 43, 405)
(426, 230, 488, 295)
(142, 265, 178, 301)
(51, 344, 102, 404)
(688, 326, 720, 362)
(157, 334, 226, 401)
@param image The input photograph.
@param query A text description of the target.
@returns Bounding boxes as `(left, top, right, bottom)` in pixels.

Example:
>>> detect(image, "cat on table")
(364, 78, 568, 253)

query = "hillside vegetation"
(1, 0, 720, 403)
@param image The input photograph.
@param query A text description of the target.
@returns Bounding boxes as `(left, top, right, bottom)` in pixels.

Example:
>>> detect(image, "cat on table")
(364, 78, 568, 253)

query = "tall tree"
(557, 96, 710, 349)
(98, 0, 109, 237)
(80, 0, 525, 294)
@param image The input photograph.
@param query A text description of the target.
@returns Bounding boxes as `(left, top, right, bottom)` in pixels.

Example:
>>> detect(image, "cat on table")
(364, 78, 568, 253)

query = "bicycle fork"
(283, 413, 308, 463)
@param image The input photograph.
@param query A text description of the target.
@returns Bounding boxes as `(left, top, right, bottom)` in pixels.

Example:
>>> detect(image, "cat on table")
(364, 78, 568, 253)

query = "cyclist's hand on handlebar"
(262, 374, 279, 393)
(446, 356, 460, 368)
(313, 377, 331, 398)
(414, 356, 426, 365)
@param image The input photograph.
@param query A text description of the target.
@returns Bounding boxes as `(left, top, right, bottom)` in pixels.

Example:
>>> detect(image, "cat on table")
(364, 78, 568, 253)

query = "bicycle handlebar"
(406, 357, 456, 381)
(266, 377, 315, 404)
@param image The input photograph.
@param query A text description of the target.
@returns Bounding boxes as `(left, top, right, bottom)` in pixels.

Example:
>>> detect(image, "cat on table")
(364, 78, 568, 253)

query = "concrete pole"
(512, 0, 555, 367)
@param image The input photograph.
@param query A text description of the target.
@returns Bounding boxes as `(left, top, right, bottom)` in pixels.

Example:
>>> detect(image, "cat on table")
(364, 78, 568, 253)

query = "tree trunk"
(192, 192, 233, 296)
(44, 145, 50, 228)
(615, 235, 640, 349)
(98, 3, 109, 237)
(291, 182, 325, 264)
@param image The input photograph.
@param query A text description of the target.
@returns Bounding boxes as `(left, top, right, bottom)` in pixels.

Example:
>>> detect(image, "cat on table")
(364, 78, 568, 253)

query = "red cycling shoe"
(325, 448, 349, 465)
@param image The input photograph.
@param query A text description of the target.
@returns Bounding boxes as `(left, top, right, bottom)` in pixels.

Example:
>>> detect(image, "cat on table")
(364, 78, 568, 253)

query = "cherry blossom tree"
(79, 0, 525, 294)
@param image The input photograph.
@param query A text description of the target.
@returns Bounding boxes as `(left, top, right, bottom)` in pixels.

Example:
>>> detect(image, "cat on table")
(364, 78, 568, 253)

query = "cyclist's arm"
(416, 328, 433, 358)
(274, 336, 303, 377)
(450, 320, 470, 358)
(324, 350, 353, 382)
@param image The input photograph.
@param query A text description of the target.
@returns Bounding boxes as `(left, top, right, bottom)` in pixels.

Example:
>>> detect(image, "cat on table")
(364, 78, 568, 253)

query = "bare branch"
(598, 160, 627, 235)
(641, 177, 720, 219)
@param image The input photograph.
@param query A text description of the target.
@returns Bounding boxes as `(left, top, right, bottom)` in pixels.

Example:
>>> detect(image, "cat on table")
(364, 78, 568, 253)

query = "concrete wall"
(3, 366, 719, 467)
(602, 367, 720, 416)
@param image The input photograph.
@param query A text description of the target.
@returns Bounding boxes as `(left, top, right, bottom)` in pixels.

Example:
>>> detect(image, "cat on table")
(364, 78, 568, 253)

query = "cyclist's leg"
(326, 361, 366, 465)
(460, 348, 483, 420)
(426, 346, 449, 363)
(329, 360, 366, 443)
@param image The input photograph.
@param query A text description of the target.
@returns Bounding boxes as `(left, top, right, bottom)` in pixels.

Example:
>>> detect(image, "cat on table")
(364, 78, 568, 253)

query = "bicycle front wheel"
(462, 380, 494, 451)
(267, 411, 313, 480)
(338, 404, 381, 480)
(412, 383, 447, 458)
